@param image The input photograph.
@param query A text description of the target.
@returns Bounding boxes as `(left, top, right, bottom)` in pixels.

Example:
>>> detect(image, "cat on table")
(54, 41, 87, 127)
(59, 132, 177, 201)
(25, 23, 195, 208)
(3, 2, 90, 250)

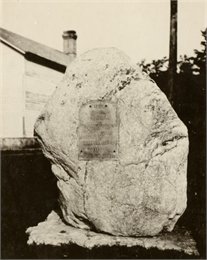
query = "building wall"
(0, 43, 25, 138)
(0, 43, 65, 138)
(24, 60, 64, 137)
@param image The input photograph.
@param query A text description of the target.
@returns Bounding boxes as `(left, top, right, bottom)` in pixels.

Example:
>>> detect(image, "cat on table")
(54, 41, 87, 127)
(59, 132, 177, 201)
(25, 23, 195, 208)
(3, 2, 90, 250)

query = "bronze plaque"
(78, 100, 118, 160)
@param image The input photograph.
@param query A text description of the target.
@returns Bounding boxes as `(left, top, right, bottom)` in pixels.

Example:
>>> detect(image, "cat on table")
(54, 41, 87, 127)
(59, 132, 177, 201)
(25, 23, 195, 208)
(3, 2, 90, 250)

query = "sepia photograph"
(0, 0, 206, 259)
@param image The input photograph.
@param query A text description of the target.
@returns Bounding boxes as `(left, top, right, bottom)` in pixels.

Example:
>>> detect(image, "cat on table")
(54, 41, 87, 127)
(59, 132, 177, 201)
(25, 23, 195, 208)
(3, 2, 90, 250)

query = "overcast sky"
(1, 0, 206, 63)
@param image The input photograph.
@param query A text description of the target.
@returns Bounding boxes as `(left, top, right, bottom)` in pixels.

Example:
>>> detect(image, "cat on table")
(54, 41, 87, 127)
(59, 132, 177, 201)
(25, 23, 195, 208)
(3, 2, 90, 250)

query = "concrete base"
(0, 137, 41, 151)
(26, 210, 199, 259)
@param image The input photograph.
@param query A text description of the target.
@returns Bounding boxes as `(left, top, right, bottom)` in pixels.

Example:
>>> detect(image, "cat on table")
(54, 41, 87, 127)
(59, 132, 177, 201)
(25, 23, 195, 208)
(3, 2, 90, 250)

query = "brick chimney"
(62, 30, 77, 60)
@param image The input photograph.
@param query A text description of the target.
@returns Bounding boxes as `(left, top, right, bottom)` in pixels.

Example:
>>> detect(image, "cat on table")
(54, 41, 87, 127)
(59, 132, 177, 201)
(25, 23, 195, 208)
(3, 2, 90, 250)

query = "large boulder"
(34, 48, 188, 237)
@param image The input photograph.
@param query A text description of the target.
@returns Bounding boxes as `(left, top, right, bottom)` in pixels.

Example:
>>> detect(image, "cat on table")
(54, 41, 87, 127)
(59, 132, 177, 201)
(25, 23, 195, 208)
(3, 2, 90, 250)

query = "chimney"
(62, 30, 77, 60)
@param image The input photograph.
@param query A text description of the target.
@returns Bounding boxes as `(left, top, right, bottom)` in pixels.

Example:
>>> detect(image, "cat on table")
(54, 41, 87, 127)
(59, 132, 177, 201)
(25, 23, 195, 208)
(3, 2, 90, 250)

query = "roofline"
(25, 52, 66, 73)
(0, 27, 72, 67)
(0, 38, 25, 55)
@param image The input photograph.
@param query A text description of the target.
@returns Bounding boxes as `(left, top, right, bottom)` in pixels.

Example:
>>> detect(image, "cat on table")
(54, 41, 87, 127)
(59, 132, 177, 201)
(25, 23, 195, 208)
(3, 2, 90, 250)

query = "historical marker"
(78, 100, 118, 160)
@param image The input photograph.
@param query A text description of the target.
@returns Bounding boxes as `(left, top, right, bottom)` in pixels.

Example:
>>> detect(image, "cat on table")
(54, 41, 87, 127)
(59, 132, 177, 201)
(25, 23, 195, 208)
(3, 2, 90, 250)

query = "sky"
(0, 0, 206, 63)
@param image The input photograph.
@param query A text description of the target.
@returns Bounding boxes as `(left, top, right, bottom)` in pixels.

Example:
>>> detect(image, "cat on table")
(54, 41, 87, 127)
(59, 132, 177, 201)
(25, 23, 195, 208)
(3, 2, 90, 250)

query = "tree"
(137, 29, 206, 98)
(193, 29, 206, 75)
(178, 29, 206, 76)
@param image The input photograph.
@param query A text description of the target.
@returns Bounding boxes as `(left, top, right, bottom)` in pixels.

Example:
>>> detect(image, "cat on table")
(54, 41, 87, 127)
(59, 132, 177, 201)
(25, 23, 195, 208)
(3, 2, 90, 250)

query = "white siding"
(0, 44, 25, 137)
(25, 60, 64, 83)
(24, 61, 64, 137)
(0, 45, 65, 138)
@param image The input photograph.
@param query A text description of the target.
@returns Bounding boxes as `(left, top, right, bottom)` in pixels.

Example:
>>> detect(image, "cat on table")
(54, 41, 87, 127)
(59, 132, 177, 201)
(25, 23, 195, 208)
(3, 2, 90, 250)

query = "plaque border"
(78, 99, 119, 161)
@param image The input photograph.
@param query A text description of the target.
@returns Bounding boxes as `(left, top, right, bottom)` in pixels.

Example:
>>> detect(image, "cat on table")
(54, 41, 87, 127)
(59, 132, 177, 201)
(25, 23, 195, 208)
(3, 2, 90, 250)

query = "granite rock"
(34, 48, 188, 236)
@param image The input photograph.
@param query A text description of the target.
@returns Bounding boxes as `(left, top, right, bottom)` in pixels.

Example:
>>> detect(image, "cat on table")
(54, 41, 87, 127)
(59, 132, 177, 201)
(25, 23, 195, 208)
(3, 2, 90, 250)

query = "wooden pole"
(168, 0, 177, 105)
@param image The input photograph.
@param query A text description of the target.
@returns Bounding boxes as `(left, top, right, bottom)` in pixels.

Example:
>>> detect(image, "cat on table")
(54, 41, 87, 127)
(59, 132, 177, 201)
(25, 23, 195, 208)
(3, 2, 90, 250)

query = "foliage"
(138, 29, 206, 78)
(138, 57, 168, 75)
(179, 30, 206, 75)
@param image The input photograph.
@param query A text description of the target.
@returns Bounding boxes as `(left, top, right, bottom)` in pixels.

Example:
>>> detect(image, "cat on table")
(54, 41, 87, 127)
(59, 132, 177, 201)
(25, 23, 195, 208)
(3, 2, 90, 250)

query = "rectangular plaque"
(78, 100, 118, 160)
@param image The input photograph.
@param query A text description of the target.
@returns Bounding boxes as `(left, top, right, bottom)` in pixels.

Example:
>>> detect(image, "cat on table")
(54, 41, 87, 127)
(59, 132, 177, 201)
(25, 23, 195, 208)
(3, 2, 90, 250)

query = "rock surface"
(26, 211, 199, 257)
(34, 48, 189, 236)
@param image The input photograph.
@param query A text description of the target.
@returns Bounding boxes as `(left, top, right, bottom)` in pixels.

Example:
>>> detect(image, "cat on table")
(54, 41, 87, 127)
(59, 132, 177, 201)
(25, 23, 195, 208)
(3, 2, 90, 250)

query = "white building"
(0, 28, 77, 138)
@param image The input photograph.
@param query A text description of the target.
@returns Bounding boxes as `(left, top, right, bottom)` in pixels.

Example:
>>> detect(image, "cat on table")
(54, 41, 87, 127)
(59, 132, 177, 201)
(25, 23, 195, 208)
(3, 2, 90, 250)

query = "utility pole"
(168, 0, 177, 106)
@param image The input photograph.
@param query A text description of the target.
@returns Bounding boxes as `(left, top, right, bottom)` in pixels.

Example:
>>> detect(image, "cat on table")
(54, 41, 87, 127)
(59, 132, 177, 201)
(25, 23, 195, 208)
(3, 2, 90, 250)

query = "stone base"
(26, 210, 199, 259)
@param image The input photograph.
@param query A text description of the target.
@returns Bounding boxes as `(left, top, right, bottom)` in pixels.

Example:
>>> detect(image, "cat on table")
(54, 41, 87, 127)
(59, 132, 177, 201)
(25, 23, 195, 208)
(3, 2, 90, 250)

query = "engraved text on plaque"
(78, 100, 118, 160)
